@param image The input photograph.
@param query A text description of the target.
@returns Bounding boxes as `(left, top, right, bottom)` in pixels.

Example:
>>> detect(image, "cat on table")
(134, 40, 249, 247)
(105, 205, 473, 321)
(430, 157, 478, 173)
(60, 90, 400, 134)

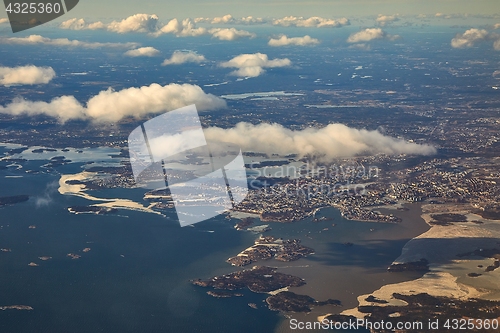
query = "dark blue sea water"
(0, 149, 427, 333)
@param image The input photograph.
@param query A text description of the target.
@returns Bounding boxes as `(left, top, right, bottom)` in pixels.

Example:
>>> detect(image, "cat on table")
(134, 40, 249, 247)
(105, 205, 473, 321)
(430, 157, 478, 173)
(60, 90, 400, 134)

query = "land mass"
(191, 266, 305, 293)
(68, 206, 118, 215)
(327, 293, 500, 333)
(226, 236, 314, 267)
(266, 291, 341, 313)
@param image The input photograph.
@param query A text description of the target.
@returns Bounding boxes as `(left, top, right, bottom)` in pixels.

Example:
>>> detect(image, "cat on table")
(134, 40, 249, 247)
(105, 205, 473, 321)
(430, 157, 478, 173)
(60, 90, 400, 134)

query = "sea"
(0, 145, 429, 333)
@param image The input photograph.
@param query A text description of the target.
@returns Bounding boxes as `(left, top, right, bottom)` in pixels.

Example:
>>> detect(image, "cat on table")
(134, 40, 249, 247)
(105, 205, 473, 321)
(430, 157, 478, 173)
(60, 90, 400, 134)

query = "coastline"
(256, 203, 430, 333)
(340, 202, 500, 319)
(58, 171, 164, 216)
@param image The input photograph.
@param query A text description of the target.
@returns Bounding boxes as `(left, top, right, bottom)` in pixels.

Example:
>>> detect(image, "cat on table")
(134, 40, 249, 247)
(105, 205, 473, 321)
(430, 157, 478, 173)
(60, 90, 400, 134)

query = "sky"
(1, 0, 498, 22)
(63, 0, 499, 19)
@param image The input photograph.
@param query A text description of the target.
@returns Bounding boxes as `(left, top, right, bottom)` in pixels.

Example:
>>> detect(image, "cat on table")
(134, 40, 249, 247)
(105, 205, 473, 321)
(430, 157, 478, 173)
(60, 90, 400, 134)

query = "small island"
(226, 236, 314, 267)
(387, 258, 429, 272)
(266, 291, 341, 313)
(0, 305, 33, 311)
(234, 217, 255, 230)
(68, 206, 117, 215)
(206, 291, 244, 298)
(191, 266, 305, 293)
(67, 253, 81, 260)
(32, 148, 57, 153)
(430, 213, 468, 226)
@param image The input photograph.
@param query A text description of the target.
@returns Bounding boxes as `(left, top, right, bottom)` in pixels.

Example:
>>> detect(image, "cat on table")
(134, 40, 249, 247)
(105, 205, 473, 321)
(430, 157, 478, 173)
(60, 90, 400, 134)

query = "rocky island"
(68, 206, 118, 215)
(206, 291, 244, 298)
(226, 236, 314, 267)
(387, 258, 429, 272)
(191, 266, 305, 293)
(0, 305, 33, 311)
(266, 291, 341, 313)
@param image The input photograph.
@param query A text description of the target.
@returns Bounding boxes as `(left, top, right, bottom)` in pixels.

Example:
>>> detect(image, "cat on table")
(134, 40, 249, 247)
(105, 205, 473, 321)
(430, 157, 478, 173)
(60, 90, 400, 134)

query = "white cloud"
(211, 14, 235, 24)
(272, 16, 349, 28)
(347, 28, 399, 43)
(240, 16, 266, 25)
(451, 28, 489, 48)
(268, 35, 320, 47)
(124, 47, 160, 57)
(0, 83, 226, 123)
(61, 14, 161, 34)
(494, 23, 500, 29)
(59, 18, 105, 30)
(220, 53, 291, 77)
(162, 51, 206, 65)
(108, 14, 160, 33)
(0, 18, 8, 24)
(376, 14, 399, 26)
(59, 14, 259, 40)
(204, 122, 436, 161)
(0, 34, 139, 49)
(209, 28, 256, 41)
(60, 18, 85, 30)
(157, 18, 207, 37)
(0, 96, 86, 122)
(196, 14, 266, 25)
(0, 65, 55, 86)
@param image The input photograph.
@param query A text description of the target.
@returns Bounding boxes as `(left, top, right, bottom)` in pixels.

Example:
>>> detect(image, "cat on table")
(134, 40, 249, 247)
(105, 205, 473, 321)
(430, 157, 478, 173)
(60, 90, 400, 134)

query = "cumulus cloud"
(0, 34, 139, 49)
(0, 96, 86, 122)
(196, 14, 266, 25)
(162, 51, 206, 65)
(273, 16, 349, 28)
(451, 28, 489, 48)
(108, 14, 160, 33)
(0, 18, 8, 24)
(157, 18, 207, 37)
(59, 14, 258, 40)
(209, 28, 256, 41)
(60, 15, 159, 33)
(347, 28, 399, 43)
(124, 47, 160, 57)
(60, 18, 85, 30)
(59, 18, 105, 30)
(376, 14, 399, 26)
(204, 122, 436, 161)
(210, 14, 235, 24)
(0, 83, 226, 123)
(268, 35, 320, 47)
(61, 14, 169, 35)
(240, 16, 266, 25)
(220, 53, 291, 77)
(494, 23, 500, 29)
(0, 65, 55, 86)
